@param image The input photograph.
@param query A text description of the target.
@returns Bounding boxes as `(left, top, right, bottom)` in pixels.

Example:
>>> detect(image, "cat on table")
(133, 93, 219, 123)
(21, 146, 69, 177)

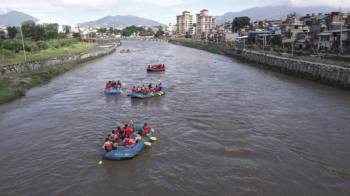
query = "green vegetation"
(97, 27, 121, 34)
(232, 16, 251, 32)
(169, 39, 226, 54)
(0, 20, 95, 66)
(155, 30, 165, 38)
(121, 26, 152, 36)
(0, 39, 95, 65)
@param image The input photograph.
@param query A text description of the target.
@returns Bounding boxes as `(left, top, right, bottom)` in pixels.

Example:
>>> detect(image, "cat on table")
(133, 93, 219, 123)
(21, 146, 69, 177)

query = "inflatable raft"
(101, 128, 156, 160)
(105, 88, 122, 94)
(127, 91, 165, 99)
(147, 64, 165, 72)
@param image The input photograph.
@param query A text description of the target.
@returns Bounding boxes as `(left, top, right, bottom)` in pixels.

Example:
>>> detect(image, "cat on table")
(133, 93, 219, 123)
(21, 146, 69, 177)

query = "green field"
(0, 39, 95, 66)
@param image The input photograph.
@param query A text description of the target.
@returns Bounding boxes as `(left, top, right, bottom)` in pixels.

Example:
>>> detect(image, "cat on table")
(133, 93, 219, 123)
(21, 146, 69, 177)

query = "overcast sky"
(1, 0, 350, 25)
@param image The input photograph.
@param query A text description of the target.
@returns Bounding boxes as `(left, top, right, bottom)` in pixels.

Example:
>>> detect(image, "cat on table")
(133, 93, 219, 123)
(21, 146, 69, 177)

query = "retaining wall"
(223, 49, 350, 88)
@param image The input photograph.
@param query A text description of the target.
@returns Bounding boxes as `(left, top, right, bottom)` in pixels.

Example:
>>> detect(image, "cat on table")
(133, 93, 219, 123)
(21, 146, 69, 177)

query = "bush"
(37, 41, 49, 50)
(2, 39, 23, 52)
(25, 41, 40, 52)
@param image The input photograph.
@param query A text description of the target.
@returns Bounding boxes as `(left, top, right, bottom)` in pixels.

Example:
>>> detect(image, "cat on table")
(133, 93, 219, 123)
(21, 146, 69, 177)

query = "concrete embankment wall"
(224, 49, 350, 89)
(0, 44, 117, 77)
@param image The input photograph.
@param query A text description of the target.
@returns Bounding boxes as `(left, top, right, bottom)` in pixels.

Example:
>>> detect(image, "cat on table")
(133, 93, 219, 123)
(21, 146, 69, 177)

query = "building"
(325, 12, 350, 30)
(176, 11, 193, 36)
(318, 29, 350, 52)
(195, 9, 215, 38)
(281, 16, 310, 48)
(165, 23, 176, 35)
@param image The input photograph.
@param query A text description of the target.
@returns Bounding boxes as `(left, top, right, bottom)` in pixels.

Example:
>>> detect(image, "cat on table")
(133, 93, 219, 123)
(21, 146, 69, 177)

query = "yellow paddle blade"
(150, 137, 157, 141)
(144, 142, 152, 146)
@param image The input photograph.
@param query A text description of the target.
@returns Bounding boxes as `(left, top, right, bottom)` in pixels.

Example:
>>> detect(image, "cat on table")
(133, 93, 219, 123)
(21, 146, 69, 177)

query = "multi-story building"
(176, 11, 193, 36)
(325, 12, 350, 30)
(196, 9, 215, 38)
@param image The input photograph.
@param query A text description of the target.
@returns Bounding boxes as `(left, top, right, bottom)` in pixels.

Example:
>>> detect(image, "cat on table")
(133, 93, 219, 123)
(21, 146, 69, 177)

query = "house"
(325, 12, 350, 30)
(281, 18, 309, 48)
(318, 29, 350, 52)
(139, 31, 154, 38)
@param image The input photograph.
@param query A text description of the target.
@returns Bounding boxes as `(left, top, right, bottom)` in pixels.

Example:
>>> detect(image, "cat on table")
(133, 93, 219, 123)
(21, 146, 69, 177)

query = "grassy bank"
(0, 48, 114, 105)
(0, 39, 95, 66)
(169, 39, 227, 54)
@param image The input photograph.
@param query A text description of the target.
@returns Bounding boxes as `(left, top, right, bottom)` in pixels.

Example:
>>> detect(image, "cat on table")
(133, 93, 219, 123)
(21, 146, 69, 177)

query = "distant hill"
(216, 5, 349, 24)
(0, 8, 38, 26)
(79, 15, 162, 28)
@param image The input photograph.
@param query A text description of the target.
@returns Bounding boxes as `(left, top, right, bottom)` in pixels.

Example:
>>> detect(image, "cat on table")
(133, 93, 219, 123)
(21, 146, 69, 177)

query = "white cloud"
(0, 8, 11, 15)
(281, 0, 350, 8)
(134, 0, 184, 6)
(55, 0, 119, 9)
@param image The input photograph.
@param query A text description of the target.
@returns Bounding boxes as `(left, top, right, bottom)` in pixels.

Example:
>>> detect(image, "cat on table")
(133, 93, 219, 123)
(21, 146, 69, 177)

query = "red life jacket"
(143, 126, 151, 135)
(124, 127, 133, 135)
(124, 138, 135, 145)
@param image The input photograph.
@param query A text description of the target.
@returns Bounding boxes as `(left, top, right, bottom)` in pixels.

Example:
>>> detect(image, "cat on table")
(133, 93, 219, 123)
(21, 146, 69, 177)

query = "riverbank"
(0, 39, 95, 66)
(169, 39, 350, 89)
(169, 39, 225, 54)
(0, 42, 118, 104)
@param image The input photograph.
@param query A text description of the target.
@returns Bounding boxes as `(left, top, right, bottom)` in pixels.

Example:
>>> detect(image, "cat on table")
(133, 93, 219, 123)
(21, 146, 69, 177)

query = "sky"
(1, 0, 350, 25)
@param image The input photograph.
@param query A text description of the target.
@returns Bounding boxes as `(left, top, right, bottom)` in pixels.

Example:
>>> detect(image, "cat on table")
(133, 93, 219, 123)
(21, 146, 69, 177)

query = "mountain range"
(78, 15, 163, 28)
(1, 5, 349, 28)
(0, 8, 38, 26)
(216, 5, 348, 24)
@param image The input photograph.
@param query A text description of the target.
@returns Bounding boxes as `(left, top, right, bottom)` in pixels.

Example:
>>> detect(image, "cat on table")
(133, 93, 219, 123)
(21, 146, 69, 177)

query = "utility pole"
(19, 25, 27, 61)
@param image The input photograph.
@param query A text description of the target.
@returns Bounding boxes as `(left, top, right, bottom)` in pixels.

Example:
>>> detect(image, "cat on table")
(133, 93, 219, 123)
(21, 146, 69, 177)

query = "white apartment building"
(176, 11, 193, 35)
(196, 9, 215, 36)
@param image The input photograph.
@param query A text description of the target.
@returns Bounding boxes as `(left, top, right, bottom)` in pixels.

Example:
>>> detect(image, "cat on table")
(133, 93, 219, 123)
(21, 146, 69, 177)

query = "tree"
(155, 30, 164, 38)
(21, 20, 36, 38)
(97, 28, 107, 33)
(122, 26, 145, 36)
(63, 25, 71, 34)
(44, 23, 59, 39)
(0, 30, 5, 40)
(231, 16, 250, 33)
(6, 26, 18, 39)
(109, 27, 114, 34)
(271, 35, 282, 47)
(32, 25, 45, 41)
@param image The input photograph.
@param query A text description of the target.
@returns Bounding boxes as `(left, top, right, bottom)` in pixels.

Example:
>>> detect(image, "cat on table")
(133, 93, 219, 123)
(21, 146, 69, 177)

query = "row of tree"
(96, 25, 164, 38)
(0, 20, 71, 41)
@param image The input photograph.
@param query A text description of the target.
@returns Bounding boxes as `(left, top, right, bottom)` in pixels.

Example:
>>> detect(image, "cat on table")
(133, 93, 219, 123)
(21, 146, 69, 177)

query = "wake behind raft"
(101, 127, 157, 160)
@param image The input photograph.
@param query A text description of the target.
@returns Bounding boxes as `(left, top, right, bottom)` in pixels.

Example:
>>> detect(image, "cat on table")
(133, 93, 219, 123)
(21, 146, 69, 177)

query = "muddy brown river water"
(0, 41, 350, 196)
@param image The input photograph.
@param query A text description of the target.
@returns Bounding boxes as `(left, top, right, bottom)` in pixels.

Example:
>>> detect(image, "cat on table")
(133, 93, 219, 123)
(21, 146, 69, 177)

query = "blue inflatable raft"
(127, 91, 165, 99)
(105, 88, 122, 94)
(101, 128, 156, 160)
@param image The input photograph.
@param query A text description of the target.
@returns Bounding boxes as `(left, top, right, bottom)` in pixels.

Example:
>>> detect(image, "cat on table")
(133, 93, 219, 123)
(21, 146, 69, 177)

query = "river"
(0, 41, 350, 196)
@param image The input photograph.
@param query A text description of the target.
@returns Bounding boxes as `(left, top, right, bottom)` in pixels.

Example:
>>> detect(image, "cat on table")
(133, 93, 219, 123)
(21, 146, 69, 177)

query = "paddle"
(150, 137, 157, 141)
